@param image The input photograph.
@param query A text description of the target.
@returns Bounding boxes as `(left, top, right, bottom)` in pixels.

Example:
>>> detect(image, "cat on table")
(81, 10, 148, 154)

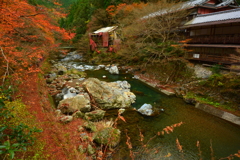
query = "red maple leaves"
(0, 0, 74, 84)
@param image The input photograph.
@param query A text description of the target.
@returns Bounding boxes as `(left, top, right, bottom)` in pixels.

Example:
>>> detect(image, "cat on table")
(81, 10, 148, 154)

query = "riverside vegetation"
(1, 0, 240, 159)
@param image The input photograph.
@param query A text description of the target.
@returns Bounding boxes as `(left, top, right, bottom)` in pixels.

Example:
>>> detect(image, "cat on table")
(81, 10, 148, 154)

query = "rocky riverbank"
(131, 63, 240, 125)
(44, 51, 240, 159)
(44, 51, 163, 159)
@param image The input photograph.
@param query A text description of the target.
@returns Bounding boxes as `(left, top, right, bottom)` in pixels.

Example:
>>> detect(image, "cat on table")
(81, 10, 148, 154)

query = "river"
(57, 53, 240, 160)
(85, 68, 240, 160)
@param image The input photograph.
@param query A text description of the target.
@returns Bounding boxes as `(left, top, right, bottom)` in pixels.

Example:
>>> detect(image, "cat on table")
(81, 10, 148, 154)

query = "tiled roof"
(184, 8, 240, 26)
(216, 0, 236, 7)
(93, 26, 118, 34)
(141, 0, 237, 19)
(141, 0, 208, 19)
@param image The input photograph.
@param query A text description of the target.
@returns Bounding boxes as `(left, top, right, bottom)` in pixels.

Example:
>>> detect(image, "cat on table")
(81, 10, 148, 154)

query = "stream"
(86, 69, 240, 160)
(56, 53, 240, 160)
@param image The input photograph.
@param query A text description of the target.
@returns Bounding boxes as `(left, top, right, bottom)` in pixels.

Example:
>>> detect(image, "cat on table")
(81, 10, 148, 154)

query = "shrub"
(0, 87, 42, 159)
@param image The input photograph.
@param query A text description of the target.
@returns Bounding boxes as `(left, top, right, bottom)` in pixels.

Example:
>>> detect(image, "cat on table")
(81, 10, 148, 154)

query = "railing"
(187, 34, 240, 44)
(185, 53, 239, 64)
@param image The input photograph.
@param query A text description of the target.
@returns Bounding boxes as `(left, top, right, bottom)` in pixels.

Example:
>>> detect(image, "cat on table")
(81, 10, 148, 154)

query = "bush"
(0, 86, 42, 159)
(211, 64, 222, 74)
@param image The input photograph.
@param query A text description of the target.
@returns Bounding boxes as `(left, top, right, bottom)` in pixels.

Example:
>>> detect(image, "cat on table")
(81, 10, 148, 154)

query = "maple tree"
(0, 0, 74, 85)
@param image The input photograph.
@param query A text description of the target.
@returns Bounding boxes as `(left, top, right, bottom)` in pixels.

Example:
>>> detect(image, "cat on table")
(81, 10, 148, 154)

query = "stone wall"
(195, 103, 240, 126)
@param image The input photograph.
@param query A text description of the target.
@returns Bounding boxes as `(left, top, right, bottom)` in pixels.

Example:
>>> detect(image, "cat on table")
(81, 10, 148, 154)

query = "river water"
(57, 52, 240, 160)
(85, 68, 240, 160)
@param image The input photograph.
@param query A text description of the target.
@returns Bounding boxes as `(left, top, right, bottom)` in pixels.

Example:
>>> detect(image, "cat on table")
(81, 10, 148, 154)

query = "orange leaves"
(179, 38, 192, 43)
(176, 138, 183, 152)
(126, 134, 132, 149)
(158, 121, 183, 135)
(53, 1, 62, 6)
(125, 131, 135, 160)
(106, 5, 116, 16)
(235, 150, 240, 158)
(139, 130, 144, 142)
(106, 2, 147, 18)
(0, 0, 74, 83)
(119, 115, 127, 123)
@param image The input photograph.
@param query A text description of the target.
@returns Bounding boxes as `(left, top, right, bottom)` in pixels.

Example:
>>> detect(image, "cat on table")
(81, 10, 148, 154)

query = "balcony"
(187, 34, 240, 44)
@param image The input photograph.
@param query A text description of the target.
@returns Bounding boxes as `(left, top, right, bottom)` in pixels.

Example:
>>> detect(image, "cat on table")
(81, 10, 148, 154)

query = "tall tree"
(60, 0, 148, 41)
(110, 1, 189, 64)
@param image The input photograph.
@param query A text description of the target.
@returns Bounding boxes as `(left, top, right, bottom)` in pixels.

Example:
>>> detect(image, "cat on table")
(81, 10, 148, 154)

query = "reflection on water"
(86, 68, 240, 160)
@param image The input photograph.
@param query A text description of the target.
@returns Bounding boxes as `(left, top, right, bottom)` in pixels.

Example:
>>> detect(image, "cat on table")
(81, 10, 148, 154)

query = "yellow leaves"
(164, 152, 172, 157)
(196, 140, 200, 148)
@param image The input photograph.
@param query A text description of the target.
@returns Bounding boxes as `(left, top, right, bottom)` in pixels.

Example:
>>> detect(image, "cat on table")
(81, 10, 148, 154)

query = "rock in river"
(138, 103, 153, 116)
(109, 65, 119, 74)
(82, 78, 136, 109)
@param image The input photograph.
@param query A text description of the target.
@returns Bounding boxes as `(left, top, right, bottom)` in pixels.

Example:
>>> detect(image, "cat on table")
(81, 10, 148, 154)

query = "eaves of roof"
(183, 8, 240, 28)
(93, 26, 118, 34)
(184, 44, 240, 48)
(183, 17, 240, 28)
(198, 4, 234, 9)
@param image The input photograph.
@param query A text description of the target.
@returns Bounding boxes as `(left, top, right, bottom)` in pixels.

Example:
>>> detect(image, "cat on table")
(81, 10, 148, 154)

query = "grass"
(184, 92, 235, 111)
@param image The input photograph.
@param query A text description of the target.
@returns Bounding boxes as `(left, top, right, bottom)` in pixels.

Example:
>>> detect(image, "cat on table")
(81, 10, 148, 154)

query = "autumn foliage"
(106, 2, 147, 21)
(0, 0, 74, 84)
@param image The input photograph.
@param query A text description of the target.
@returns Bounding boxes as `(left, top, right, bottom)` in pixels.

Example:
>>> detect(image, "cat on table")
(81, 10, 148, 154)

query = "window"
(193, 54, 200, 58)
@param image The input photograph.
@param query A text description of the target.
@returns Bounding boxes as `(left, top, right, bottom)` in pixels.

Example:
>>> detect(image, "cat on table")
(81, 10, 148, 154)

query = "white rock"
(118, 108, 125, 115)
(98, 65, 105, 68)
(109, 66, 119, 74)
(63, 87, 78, 99)
(138, 104, 153, 116)
(132, 75, 139, 79)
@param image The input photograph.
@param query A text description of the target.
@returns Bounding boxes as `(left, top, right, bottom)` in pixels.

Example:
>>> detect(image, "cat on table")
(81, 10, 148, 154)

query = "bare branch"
(0, 46, 9, 84)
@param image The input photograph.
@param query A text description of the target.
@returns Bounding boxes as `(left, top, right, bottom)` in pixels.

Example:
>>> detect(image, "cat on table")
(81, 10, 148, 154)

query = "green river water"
(85, 69, 240, 160)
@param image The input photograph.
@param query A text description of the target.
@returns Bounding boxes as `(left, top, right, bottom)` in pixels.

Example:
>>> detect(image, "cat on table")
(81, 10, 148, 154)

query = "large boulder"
(58, 94, 91, 114)
(82, 78, 136, 109)
(109, 65, 119, 74)
(93, 127, 121, 148)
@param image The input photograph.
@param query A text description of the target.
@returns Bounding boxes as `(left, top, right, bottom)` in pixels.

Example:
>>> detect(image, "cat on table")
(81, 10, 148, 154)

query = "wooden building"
(89, 26, 121, 53)
(186, 0, 239, 19)
(183, 8, 240, 69)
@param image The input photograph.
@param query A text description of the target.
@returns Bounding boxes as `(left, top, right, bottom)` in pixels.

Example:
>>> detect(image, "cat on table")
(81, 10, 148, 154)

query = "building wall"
(185, 47, 239, 63)
(188, 23, 240, 44)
